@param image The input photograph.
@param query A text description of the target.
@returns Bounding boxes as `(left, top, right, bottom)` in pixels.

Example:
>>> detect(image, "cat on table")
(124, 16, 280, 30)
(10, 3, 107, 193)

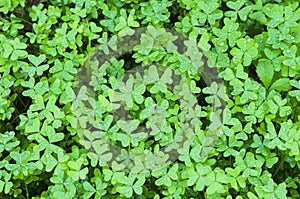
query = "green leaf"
(143, 65, 160, 84)
(49, 60, 77, 81)
(25, 118, 41, 133)
(289, 80, 300, 100)
(28, 54, 46, 66)
(256, 60, 274, 88)
(117, 119, 139, 134)
(30, 95, 45, 111)
(49, 133, 64, 143)
(41, 153, 58, 172)
(269, 78, 291, 91)
(247, 192, 259, 199)
(231, 37, 258, 66)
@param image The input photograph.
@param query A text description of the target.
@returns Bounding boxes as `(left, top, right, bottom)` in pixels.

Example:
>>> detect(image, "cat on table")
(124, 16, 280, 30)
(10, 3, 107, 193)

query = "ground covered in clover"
(0, 0, 300, 198)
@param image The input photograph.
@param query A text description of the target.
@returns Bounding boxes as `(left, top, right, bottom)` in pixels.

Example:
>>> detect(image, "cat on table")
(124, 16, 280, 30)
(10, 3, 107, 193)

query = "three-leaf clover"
(0, 170, 13, 194)
(198, 1, 223, 25)
(139, 0, 172, 25)
(230, 37, 258, 66)
(21, 77, 49, 98)
(116, 173, 146, 198)
(100, 6, 118, 32)
(212, 18, 242, 48)
(182, 163, 215, 191)
(67, 158, 89, 181)
(2, 38, 27, 61)
(267, 92, 292, 117)
(97, 32, 117, 54)
(22, 54, 49, 77)
(143, 65, 173, 93)
(140, 97, 171, 135)
(225, 167, 246, 191)
(112, 75, 146, 108)
(114, 119, 147, 147)
(225, 0, 252, 21)
(49, 60, 77, 81)
(6, 151, 36, 177)
(283, 45, 300, 69)
(83, 177, 107, 198)
(115, 9, 139, 37)
(155, 163, 178, 187)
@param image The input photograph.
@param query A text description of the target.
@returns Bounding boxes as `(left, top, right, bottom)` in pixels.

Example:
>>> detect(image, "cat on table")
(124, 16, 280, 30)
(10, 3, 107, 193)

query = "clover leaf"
(267, 92, 292, 118)
(100, 6, 118, 32)
(22, 54, 49, 77)
(83, 177, 107, 198)
(283, 45, 300, 69)
(225, 0, 252, 21)
(213, 18, 241, 48)
(198, 1, 223, 25)
(49, 60, 77, 81)
(139, 0, 172, 25)
(289, 80, 300, 101)
(155, 163, 178, 187)
(143, 65, 173, 93)
(97, 32, 117, 54)
(182, 163, 215, 191)
(6, 151, 36, 178)
(230, 37, 258, 66)
(140, 97, 170, 135)
(2, 38, 27, 61)
(67, 158, 89, 181)
(116, 173, 146, 197)
(249, 0, 268, 24)
(0, 131, 19, 153)
(112, 75, 146, 108)
(0, 170, 13, 194)
(115, 9, 139, 37)
(226, 167, 246, 191)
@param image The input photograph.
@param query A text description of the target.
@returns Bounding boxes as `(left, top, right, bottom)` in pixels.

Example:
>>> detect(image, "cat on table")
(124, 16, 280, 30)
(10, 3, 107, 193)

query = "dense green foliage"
(0, 0, 300, 198)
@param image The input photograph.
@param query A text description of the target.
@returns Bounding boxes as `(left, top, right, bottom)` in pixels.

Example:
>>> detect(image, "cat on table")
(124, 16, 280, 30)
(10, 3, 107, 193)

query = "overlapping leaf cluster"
(0, 0, 300, 198)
